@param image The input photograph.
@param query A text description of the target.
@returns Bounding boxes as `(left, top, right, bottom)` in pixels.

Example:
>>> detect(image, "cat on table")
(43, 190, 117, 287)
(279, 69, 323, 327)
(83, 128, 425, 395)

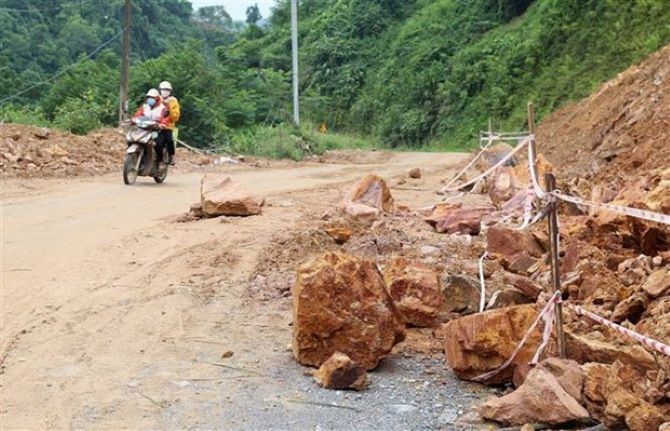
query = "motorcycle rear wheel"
(123, 153, 138, 185)
(153, 152, 168, 183)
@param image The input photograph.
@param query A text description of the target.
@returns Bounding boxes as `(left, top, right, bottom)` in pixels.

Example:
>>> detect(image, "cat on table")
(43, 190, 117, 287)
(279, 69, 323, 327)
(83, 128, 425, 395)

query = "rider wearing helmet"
(132, 88, 170, 165)
(157, 81, 180, 165)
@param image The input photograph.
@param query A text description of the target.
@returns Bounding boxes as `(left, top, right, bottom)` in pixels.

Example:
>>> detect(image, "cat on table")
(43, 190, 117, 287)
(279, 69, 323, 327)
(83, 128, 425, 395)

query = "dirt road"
(1, 151, 493, 430)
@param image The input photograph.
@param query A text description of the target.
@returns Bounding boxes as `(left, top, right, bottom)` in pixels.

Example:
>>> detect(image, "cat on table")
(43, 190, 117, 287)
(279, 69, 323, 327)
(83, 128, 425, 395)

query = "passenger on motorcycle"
(156, 81, 180, 165)
(132, 88, 170, 165)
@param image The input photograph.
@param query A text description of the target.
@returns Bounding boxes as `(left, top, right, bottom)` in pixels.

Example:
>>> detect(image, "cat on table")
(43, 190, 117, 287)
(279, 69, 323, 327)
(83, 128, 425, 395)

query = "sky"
(190, 0, 276, 22)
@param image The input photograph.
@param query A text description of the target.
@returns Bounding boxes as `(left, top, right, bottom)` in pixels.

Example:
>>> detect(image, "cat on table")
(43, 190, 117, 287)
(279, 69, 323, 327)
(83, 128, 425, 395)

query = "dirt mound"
(537, 44, 670, 186)
(0, 123, 213, 179)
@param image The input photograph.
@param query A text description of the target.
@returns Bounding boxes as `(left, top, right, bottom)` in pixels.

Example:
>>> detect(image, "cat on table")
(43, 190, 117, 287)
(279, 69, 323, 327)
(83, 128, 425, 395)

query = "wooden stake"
(545, 173, 566, 358)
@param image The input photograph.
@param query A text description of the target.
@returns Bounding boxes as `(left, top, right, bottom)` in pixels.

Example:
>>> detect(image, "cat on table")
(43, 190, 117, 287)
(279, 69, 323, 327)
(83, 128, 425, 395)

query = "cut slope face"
(537, 45, 670, 185)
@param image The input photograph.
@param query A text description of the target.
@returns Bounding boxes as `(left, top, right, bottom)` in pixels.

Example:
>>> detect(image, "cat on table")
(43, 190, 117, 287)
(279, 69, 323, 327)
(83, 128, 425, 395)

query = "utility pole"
(291, 0, 300, 127)
(118, 0, 132, 125)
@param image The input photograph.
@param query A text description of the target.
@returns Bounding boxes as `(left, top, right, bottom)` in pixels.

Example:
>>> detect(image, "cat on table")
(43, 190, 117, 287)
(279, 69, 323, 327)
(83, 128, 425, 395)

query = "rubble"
(643, 268, 670, 298)
(478, 367, 589, 426)
(424, 203, 495, 234)
(340, 174, 394, 218)
(382, 258, 443, 327)
(200, 174, 264, 217)
(313, 352, 369, 391)
(292, 252, 405, 370)
(440, 274, 481, 315)
(486, 225, 544, 269)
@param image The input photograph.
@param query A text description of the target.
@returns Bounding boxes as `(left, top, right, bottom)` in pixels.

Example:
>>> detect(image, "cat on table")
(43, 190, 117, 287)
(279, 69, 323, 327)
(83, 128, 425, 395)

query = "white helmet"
(146, 88, 160, 98)
(159, 81, 172, 91)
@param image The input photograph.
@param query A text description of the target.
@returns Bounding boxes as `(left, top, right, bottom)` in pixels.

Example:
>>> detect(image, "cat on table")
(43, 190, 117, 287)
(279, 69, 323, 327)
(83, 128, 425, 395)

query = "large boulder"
(565, 330, 657, 371)
(313, 352, 369, 391)
(340, 174, 393, 218)
(487, 154, 553, 208)
(292, 252, 405, 370)
(382, 258, 443, 327)
(644, 179, 670, 213)
(478, 367, 589, 426)
(200, 174, 263, 217)
(486, 225, 545, 269)
(443, 304, 547, 384)
(424, 203, 495, 235)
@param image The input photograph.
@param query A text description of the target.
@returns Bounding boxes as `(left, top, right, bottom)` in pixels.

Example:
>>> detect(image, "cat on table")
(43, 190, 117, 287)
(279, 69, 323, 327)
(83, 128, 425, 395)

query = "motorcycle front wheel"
(123, 153, 139, 185)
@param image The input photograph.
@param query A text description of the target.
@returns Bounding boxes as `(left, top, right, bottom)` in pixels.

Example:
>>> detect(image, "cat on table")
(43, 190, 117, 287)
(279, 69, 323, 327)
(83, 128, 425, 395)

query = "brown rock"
(660, 422, 670, 431)
(34, 127, 50, 139)
(603, 389, 640, 427)
(340, 174, 393, 218)
(565, 330, 657, 371)
(643, 268, 670, 298)
(487, 225, 544, 268)
(645, 180, 670, 213)
(498, 272, 543, 300)
(625, 402, 667, 431)
(313, 352, 369, 391)
(424, 204, 495, 235)
(324, 226, 353, 244)
(486, 287, 532, 310)
(383, 258, 443, 327)
(582, 362, 609, 404)
(539, 357, 583, 401)
(443, 304, 546, 384)
(441, 274, 481, 315)
(292, 252, 405, 370)
(507, 254, 539, 276)
(408, 167, 421, 179)
(610, 291, 648, 323)
(478, 367, 589, 425)
(199, 156, 212, 165)
(200, 175, 263, 217)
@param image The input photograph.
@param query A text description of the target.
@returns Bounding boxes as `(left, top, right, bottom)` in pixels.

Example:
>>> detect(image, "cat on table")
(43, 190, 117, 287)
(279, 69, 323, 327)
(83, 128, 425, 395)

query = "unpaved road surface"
(1, 151, 495, 430)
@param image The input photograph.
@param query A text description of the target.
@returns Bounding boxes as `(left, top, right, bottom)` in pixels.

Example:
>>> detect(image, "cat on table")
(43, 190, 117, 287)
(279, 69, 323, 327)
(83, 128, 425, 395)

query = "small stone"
(221, 351, 234, 358)
(408, 168, 421, 179)
(313, 352, 369, 391)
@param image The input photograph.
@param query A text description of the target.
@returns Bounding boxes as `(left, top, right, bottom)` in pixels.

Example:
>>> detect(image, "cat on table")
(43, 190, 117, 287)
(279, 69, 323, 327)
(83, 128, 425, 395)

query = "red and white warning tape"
(472, 291, 561, 382)
(442, 134, 496, 191)
(549, 190, 670, 226)
(563, 302, 670, 357)
(442, 137, 531, 192)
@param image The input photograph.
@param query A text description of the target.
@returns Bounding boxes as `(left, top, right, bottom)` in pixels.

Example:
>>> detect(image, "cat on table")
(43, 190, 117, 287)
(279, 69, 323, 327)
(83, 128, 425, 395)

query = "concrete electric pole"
(118, 0, 132, 125)
(291, 0, 300, 127)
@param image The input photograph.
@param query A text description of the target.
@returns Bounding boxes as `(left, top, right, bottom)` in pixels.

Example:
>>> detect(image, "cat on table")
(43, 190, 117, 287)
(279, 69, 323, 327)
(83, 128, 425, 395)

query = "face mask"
(160, 90, 170, 99)
(146, 97, 156, 107)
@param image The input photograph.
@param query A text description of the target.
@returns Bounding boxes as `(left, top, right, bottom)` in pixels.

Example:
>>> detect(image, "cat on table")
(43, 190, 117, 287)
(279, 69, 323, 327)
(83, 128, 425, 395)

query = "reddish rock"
(643, 268, 670, 298)
(507, 254, 539, 276)
(582, 362, 609, 404)
(408, 167, 421, 179)
(565, 330, 657, 371)
(383, 258, 443, 327)
(200, 174, 263, 217)
(424, 204, 495, 235)
(486, 225, 544, 268)
(441, 274, 481, 315)
(498, 271, 543, 300)
(603, 389, 641, 428)
(313, 352, 369, 391)
(478, 367, 589, 426)
(324, 225, 353, 244)
(292, 252, 405, 370)
(511, 358, 583, 400)
(487, 155, 553, 208)
(443, 304, 547, 384)
(340, 174, 393, 218)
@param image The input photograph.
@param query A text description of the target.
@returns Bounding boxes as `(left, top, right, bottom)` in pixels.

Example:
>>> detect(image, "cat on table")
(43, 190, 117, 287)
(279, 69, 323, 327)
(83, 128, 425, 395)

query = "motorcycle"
(122, 117, 168, 185)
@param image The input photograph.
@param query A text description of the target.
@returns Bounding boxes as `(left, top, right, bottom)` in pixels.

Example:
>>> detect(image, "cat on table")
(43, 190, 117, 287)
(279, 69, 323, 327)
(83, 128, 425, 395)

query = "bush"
(52, 92, 106, 135)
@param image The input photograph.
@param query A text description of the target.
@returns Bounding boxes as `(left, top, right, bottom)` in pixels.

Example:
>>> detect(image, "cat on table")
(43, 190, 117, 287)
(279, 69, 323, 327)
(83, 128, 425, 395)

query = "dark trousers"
(155, 130, 174, 162)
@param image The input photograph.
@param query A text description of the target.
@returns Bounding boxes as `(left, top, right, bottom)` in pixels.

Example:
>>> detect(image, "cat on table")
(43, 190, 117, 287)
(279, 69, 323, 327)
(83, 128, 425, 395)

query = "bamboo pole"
(545, 172, 566, 358)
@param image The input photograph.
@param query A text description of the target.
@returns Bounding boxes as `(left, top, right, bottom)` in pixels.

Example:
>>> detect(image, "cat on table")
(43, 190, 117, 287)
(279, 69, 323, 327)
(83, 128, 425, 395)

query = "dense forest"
(2, 0, 670, 156)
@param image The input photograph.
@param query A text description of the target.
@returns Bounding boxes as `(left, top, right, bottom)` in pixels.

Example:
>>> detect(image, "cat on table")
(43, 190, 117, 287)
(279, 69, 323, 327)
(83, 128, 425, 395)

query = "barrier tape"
(549, 190, 670, 226)
(563, 302, 670, 357)
(478, 252, 488, 312)
(442, 138, 531, 193)
(527, 139, 547, 199)
(442, 135, 496, 191)
(473, 291, 561, 382)
(517, 187, 535, 230)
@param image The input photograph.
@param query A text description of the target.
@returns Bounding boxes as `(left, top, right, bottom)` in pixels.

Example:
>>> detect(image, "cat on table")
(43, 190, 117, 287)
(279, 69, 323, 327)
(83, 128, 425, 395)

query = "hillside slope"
(537, 45, 670, 187)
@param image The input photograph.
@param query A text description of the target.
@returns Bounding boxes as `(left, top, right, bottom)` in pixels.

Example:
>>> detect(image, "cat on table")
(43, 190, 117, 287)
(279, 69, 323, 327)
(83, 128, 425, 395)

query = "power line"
(0, 0, 93, 13)
(0, 27, 125, 106)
